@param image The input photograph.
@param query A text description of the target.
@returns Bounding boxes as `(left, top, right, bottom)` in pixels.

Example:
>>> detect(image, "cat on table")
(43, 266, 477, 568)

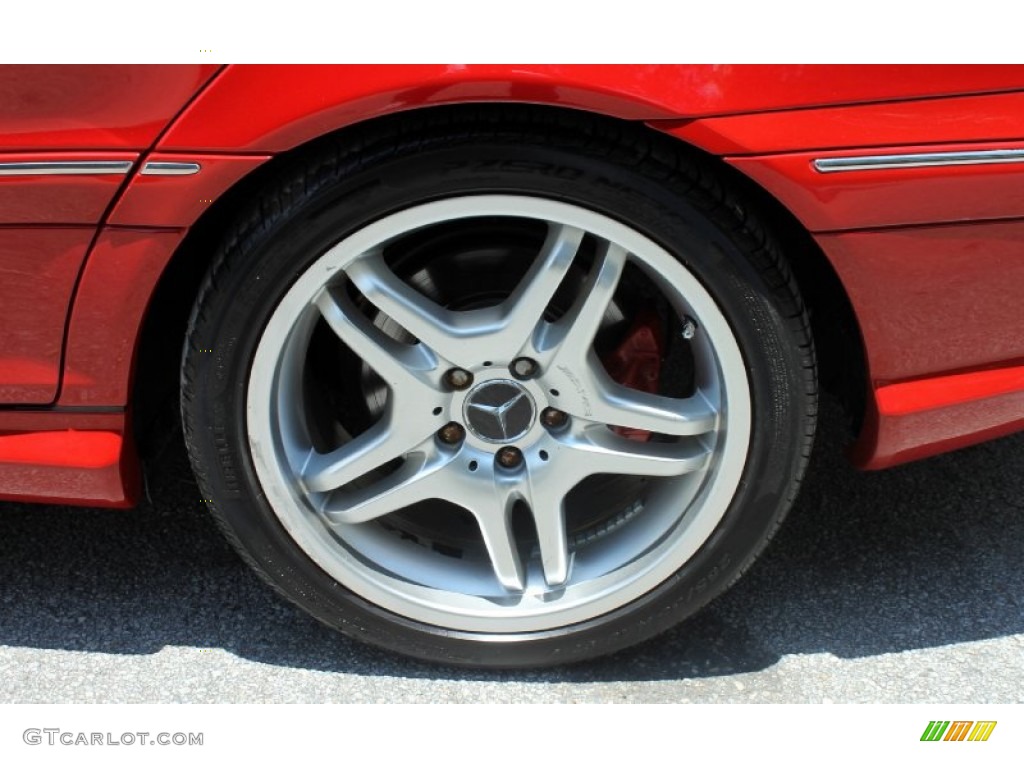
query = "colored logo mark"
(921, 721, 997, 742)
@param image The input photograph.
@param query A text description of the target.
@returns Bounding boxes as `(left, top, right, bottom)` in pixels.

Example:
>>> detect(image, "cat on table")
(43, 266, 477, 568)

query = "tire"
(182, 107, 816, 667)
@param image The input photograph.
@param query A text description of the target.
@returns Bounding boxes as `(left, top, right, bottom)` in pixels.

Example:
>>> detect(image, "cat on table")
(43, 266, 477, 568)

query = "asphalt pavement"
(1, 399, 1022, 703)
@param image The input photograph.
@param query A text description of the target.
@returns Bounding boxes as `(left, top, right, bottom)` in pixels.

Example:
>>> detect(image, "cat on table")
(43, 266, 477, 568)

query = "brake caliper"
(601, 309, 664, 442)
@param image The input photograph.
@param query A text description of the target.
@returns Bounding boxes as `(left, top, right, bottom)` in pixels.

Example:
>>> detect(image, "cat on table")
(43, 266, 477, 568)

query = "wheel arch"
(130, 101, 867, 457)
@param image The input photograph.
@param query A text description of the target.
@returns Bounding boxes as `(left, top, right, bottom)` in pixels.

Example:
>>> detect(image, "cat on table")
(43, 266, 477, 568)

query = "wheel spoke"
(345, 226, 583, 365)
(561, 361, 719, 436)
(535, 240, 627, 360)
(566, 426, 712, 478)
(314, 285, 437, 394)
(533, 241, 717, 436)
(472, 477, 527, 592)
(524, 464, 571, 587)
(322, 447, 451, 524)
(467, 464, 571, 591)
(344, 250, 482, 365)
(496, 222, 584, 356)
(303, 418, 393, 493)
(303, 402, 443, 494)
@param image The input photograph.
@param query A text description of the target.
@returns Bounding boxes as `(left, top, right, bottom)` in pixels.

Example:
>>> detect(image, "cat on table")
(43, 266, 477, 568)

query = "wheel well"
(131, 102, 867, 456)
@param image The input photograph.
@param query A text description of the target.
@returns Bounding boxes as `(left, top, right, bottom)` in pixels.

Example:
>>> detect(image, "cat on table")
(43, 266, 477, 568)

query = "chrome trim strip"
(814, 149, 1024, 173)
(0, 161, 133, 176)
(141, 161, 201, 176)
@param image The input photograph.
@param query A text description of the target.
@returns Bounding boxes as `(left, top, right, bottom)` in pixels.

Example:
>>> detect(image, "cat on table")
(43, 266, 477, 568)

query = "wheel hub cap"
(462, 379, 536, 443)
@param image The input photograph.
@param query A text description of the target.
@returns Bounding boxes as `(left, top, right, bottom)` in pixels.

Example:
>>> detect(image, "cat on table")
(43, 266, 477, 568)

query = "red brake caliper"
(601, 309, 664, 442)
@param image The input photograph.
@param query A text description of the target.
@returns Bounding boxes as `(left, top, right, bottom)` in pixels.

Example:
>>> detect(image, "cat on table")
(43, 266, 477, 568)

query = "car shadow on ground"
(0, 398, 1021, 683)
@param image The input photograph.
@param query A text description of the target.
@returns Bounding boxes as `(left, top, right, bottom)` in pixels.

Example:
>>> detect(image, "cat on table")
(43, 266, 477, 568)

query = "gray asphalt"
(1, 398, 1022, 703)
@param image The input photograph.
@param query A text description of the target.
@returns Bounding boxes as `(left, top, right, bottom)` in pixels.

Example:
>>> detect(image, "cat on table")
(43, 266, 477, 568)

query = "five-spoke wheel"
(247, 196, 748, 631)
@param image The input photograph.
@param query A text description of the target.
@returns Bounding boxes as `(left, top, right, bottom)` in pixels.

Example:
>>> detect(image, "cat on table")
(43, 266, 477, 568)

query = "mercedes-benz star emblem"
(462, 380, 537, 443)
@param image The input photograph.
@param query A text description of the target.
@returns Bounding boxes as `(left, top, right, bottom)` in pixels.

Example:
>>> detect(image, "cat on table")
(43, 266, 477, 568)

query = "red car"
(2, 65, 1023, 666)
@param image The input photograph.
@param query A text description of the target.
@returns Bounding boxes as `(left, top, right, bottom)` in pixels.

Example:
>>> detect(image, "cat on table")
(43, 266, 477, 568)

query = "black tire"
(182, 106, 816, 667)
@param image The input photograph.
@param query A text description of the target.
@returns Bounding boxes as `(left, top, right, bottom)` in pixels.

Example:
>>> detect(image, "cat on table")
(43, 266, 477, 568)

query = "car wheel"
(182, 107, 816, 666)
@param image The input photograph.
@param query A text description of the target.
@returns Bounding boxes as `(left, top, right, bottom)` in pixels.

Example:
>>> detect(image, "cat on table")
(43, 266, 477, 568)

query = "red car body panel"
(0, 65, 220, 409)
(0, 410, 137, 506)
(727, 142, 1024, 231)
(158, 64, 1024, 153)
(0, 229, 93, 404)
(856, 383, 1024, 469)
(0, 151, 137, 224)
(108, 153, 271, 228)
(59, 229, 188, 408)
(3, 64, 1024, 504)
(666, 89, 1024, 155)
(0, 65, 220, 151)
(818, 222, 1024, 383)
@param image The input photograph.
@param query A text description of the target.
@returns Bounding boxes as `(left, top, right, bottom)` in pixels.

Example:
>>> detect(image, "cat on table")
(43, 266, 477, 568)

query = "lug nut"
(444, 368, 473, 390)
(510, 357, 539, 380)
(681, 316, 698, 340)
(540, 407, 569, 429)
(496, 446, 524, 469)
(438, 422, 466, 445)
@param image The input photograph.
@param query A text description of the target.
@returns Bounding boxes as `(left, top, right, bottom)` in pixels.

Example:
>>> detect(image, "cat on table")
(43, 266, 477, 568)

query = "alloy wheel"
(246, 195, 751, 632)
